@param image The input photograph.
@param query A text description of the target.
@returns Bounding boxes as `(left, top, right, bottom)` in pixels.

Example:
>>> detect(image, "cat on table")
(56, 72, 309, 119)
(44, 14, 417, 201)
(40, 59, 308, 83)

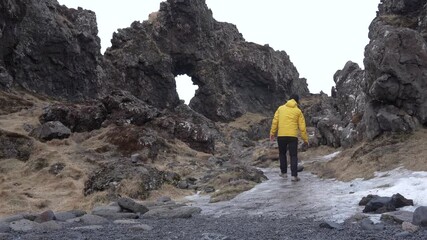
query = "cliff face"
(0, 0, 308, 122)
(0, 0, 104, 99)
(363, 0, 427, 138)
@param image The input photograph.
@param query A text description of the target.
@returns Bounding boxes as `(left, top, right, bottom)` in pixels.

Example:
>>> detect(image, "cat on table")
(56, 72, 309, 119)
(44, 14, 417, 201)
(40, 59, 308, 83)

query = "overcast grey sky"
(57, 0, 379, 102)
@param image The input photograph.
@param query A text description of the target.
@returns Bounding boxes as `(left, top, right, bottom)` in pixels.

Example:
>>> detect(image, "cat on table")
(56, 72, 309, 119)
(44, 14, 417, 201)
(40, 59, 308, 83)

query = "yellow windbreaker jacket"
(270, 99, 308, 142)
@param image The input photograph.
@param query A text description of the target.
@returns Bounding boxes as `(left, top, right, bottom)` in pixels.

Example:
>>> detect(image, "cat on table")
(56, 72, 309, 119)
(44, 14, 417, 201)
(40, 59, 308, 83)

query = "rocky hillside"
(0, 0, 426, 217)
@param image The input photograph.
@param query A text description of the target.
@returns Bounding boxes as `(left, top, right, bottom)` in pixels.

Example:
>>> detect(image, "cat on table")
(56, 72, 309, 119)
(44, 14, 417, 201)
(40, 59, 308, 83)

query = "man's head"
(289, 94, 299, 104)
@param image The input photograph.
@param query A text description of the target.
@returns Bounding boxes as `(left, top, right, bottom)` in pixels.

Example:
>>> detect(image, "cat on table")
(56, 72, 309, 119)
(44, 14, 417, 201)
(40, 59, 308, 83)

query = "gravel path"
(11, 214, 427, 240)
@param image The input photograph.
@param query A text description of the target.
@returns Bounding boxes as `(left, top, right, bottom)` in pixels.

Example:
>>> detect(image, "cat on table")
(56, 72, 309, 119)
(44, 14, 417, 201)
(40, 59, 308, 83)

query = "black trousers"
(277, 136, 298, 177)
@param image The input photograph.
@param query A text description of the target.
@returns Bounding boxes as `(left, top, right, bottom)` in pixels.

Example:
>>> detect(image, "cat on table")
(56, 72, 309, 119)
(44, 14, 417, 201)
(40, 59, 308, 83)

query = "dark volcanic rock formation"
(1, 0, 308, 122)
(333, 61, 366, 125)
(363, 0, 427, 137)
(306, 62, 366, 148)
(104, 0, 309, 121)
(29, 121, 72, 142)
(84, 163, 167, 199)
(40, 102, 107, 132)
(323, 61, 366, 148)
(312, 0, 427, 148)
(0, 0, 104, 100)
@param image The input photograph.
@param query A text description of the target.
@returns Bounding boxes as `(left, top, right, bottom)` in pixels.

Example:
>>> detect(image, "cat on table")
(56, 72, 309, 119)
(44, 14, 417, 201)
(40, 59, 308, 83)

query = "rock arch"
(104, 0, 309, 121)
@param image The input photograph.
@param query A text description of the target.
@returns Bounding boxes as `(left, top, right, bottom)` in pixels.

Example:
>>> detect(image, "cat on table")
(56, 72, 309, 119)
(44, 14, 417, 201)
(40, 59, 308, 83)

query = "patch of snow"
(321, 151, 341, 161)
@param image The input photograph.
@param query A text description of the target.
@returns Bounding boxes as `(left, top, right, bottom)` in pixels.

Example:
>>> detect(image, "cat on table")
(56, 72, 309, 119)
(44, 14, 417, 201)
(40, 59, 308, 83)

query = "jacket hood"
(285, 99, 297, 108)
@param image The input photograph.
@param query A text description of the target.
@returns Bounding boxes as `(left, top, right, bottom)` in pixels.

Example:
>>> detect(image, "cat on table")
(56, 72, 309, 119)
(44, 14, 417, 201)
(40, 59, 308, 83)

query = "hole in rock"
(175, 74, 198, 105)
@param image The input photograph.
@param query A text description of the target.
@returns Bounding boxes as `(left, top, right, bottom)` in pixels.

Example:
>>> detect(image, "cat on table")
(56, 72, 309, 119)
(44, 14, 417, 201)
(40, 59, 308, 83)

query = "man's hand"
(303, 141, 309, 148)
(269, 135, 275, 142)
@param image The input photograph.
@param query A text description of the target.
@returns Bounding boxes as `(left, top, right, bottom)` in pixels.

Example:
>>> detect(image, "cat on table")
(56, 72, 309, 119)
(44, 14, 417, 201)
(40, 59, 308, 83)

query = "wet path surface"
(186, 152, 427, 223)
(187, 168, 362, 222)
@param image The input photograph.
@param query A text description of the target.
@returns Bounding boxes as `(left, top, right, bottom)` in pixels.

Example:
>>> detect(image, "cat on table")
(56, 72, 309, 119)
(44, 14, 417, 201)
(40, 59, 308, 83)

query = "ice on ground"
(186, 152, 427, 223)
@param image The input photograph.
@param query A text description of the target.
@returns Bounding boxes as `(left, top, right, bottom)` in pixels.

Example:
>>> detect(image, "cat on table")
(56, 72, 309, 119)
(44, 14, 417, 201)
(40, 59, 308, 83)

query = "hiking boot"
(291, 176, 300, 182)
(279, 173, 287, 178)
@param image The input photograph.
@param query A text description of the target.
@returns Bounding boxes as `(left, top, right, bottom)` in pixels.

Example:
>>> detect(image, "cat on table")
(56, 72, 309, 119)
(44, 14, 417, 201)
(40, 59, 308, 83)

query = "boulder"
(0, 214, 27, 223)
(402, 222, 420, 233)
(117, 198, 149, 214)
(361, 194, 413, 213)
(84, 164, 165, 199)
(150, 104, 219, 153)
(143, 206, 201, 219)
(79, 214, 109, 225)
(381, 211, 413, 224)
(413, 206, 427, 227)
(92, 205, 121, 215)
(391, 193, 414, 208)
(40, 103, 107, 132)
(68, 210, 86, 218)
(34, 210, 56, 223)
(363, 196, 396, 213)
(101, 90, 160, 126)
(54, 211, 79, 222)
(30, 121, 71, 142)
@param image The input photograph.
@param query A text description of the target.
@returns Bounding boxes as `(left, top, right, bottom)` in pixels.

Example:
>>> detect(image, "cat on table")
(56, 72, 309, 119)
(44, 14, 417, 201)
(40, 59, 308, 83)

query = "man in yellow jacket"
(270, 94, 308, 182)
